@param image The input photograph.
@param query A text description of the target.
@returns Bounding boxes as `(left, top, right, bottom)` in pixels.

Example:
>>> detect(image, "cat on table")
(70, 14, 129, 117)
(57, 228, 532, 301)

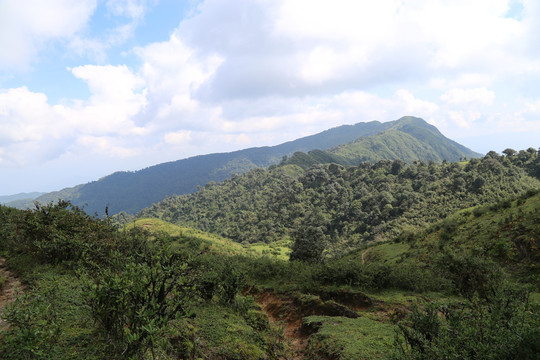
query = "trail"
(0, 258, 24, 331)
(361, 247, 370, 264)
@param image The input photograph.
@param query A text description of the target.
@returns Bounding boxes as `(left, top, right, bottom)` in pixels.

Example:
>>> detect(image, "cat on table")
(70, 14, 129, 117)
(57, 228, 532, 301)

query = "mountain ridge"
(9, 116, 482, 215)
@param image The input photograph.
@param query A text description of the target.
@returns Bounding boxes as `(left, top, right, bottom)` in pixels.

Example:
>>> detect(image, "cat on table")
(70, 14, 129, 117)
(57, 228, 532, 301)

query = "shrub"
(394, 284, 540, 359)
(84, 246, 196, 359)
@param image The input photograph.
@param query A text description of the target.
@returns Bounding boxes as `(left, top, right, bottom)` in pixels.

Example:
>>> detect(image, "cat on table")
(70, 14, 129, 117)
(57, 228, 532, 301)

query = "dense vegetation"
(10, 117, 480, 215)
(0, 202, 287, 359)
(0, 146, 538, 359)
(138, 148, 539, 256)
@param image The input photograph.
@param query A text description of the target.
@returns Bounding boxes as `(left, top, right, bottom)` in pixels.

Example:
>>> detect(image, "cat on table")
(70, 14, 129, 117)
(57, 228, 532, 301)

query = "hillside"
(0, 192, 44, 205)
(285, 116, 481, 168)
(138, 149, 539, 252)
(0, 172, 538, 359)
(11, 117, 481, 215)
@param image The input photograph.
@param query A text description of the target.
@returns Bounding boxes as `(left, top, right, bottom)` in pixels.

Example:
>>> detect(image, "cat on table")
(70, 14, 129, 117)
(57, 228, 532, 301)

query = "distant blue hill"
(1, 192, 45, 204)
(13, 116, 481, 215)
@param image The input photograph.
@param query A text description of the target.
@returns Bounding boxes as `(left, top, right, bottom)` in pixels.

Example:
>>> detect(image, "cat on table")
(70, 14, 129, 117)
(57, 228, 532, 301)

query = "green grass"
(184, 303, 269, 360)
(245, 238, 292, 261)
(128, 218, 246, 255)
(304, 315, 395, 359)
(363, 242, 410, 264)
(130, 218, 294, 260)
(0, 259, 106, 360)
(0, 274, 6, 290)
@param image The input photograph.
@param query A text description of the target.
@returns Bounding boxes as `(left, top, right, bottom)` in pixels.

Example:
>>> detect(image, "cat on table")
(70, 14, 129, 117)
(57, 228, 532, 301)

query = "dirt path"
(0, 258, 24, 331)
(255, 291, 309, 360)
(361, 248, 370, 264)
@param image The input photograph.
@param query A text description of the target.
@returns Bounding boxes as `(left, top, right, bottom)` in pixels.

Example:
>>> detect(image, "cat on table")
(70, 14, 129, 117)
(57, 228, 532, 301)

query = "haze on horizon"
(1, 0, 539, 195)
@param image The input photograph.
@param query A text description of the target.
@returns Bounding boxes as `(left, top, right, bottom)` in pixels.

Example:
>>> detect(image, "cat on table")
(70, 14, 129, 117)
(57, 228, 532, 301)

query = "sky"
(1, 0, 540, 195)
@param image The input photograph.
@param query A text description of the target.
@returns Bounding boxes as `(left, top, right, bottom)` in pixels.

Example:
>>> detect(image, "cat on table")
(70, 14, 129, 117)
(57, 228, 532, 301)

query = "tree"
(289, 225, 327, 263)
(502, 148, 517, 157)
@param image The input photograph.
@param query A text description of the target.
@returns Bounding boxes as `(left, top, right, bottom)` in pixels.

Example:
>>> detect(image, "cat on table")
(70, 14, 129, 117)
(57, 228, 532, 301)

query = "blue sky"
(1, 0, 539, 195)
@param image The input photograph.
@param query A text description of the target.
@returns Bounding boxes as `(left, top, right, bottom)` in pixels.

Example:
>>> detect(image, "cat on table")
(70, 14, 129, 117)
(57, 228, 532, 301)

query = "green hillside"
(11, 117, 481, 216)
(138, 150, 539, 253)
(285, 116, 482, 167)
(126, 217, 292, 260)
(0, 150, 538, 359)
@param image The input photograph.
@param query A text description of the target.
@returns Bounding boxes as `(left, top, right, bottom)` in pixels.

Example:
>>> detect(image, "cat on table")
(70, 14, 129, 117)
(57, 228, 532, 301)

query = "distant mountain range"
(7, 116, 482, 215)
(0, 192, 45, 205)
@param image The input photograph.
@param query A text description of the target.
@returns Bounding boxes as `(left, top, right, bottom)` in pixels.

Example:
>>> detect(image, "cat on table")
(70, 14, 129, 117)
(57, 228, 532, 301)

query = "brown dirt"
(255, 291, 310, 360)
(0, 258, 24, 331)
(253, 290, 364, 359)
(361, 248, 370, 264)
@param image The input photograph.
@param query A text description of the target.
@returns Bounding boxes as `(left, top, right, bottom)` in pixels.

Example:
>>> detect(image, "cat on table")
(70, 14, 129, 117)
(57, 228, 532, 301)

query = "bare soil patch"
(255, 291, 310, 360)
(254, 290, 362, 359)
(0, 258, 24, 331)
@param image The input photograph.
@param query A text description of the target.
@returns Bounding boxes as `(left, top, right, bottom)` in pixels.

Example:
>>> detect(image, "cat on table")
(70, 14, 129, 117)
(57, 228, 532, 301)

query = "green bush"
(394, 284, 540, 359)
(83, 245, 196, 359)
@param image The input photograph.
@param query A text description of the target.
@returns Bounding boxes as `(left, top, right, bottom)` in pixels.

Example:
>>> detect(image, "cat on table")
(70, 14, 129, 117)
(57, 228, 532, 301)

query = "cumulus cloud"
(2, 0, 540, 193)
(135, 32, 224, 131)
(0, 0, 97, 70)
(0, 64, 150, 166)
(173, 0, 531, 103)
(441, 88, 496, 106)
(0, 87, 71, 165)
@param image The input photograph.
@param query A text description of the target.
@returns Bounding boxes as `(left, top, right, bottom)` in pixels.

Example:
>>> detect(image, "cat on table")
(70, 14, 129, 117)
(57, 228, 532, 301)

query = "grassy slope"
(261, 191, 540, 359)
(128, 218, 292, 260)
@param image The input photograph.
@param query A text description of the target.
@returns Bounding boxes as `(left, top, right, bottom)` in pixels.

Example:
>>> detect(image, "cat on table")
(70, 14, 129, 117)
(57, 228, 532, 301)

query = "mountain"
(0, 149, 538, 359)
(138, 149, 539, 248)
(285, 116, 481, 168)
(16, 116, 481, 215)
(0, 192, 45, 205)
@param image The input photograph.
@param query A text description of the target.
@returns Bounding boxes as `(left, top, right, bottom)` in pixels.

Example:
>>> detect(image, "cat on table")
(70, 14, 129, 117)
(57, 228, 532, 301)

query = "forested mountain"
(329, 116, 480, 163)
(0, 149, 538, 359)
(10, 116, 480, 215)
(283, 116, 481, 169)
(138, 148, 540, 253)
(0, 192, 44, 205)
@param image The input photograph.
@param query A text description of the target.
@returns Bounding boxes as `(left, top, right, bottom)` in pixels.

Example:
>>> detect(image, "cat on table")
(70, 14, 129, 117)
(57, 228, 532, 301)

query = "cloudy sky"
(1, 0, 539, 195)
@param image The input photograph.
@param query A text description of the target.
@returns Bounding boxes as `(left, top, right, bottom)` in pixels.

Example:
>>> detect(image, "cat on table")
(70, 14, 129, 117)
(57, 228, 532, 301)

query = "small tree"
(85, 244, 195, 359)
(289, 225, 327, 263)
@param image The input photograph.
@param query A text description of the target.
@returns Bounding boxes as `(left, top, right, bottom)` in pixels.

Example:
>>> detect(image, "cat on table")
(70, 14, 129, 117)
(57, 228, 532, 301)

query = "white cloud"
(0, 87, 72, 166)
(164, 130, 193, 145)
(78, 135, 138, 158)
(0, 65, 149, 167)
(106, 0, 154, 19)
(135, 33, 224, 130)
(441, 88, 496, 106)
(0, 0, 97, 69)
(3, 0, 540, 193)
(68, 0, 155, 62)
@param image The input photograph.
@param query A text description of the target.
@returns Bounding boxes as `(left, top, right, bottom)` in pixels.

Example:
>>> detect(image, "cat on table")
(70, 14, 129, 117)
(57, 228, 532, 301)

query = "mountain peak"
(13, 117, 481, 215)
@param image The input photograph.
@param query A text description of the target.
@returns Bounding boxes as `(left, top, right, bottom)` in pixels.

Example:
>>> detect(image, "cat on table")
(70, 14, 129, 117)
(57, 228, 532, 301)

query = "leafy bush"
(83, 245, 196, 359)
(394, 284, 540, 359)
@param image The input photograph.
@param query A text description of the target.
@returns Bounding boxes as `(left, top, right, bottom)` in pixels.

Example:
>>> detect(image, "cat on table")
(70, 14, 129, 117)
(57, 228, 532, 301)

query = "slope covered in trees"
(138, 149, 540, 254)
(0, 149, 538, 359)
(1, 180, 538, 358)
(11, 117, 480, 215)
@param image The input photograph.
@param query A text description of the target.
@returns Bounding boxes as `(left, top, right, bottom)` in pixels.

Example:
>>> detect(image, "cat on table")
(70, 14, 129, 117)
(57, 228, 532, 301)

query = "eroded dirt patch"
(254, 290, 362, 359)
(255, 291, 310, 359)
(0, 258, 24, 331)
